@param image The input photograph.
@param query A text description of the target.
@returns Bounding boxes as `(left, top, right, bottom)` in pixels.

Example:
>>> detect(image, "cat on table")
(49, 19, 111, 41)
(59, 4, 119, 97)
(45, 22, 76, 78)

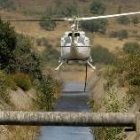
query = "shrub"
(93, 88, 130, 140)
(131, 16, 139, 25)
(54, 0, 78, 17)
(0, 21, 41, 77)
(124, 54, 140, 88)
(80, 19, 108, 33)
(12, 34, 42, 79)
(109, 31, 118, 38)
(116, 43, 140, 98)
(35, 74, 55, 110)
(123, 42, 140, 54)
(117, 30, 128, 40)
(0, 0, 16, 10)
(0, 19, 16, 71)
(34, 70, 62, 111)
(39, 17, 56, 31)
(12, 73, 32, 91)
(0, 71, 13, 103)
(36, 37, 49, 46)
(41, 46, 59, 66)
(90, 0, 106, 15)
(91, 45, 116, 64)
(117, 16, 130, 25)
(109, 30, 128, 40)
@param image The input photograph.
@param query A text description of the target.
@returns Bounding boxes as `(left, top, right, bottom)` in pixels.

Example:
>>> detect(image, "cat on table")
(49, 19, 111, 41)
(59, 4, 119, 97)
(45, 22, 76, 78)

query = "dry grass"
(4, 0, 140, 17)
(0, 87, 39, 140)
(92, 34, 140, 53)
(1, 126, 39, 140)
(55, 64, 95, 82)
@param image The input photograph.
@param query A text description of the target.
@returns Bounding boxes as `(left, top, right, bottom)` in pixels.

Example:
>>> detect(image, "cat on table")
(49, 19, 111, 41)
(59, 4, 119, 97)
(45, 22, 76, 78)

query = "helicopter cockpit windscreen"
(66, 32, 85, 45)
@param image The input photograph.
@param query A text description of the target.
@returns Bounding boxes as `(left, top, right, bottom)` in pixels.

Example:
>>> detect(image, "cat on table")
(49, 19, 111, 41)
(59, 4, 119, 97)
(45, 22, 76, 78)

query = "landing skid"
(55, 62, 64, 71)
(55, 60, 96, 71)
(87, 61, 96, 70)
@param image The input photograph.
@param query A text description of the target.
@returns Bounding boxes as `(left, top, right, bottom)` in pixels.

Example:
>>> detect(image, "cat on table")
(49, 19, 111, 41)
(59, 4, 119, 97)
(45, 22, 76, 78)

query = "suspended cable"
(84, 63, 88, 92)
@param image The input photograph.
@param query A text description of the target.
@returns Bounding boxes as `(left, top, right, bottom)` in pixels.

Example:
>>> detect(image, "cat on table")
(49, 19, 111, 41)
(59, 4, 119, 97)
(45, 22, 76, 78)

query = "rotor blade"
(2, 11, 140, 22)
(2, 19, 45, 22)
(78, 11, 140, 21)
(1, 18, 74, 22)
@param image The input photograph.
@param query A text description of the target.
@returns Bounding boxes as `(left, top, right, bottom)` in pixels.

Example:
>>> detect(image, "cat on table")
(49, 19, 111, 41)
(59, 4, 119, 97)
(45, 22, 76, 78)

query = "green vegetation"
(35, 73, 62, 110)
(92, 66, 133, 140)
(122, 52, 140, 96)
(80, 19, 108, 33)
(0, 0, 16, 10)
(12, 73, 32, 91)
(131, 16, 140, 25)
(12, 34, 41, 79)
(117, 30, 128, 40)
(0, 19, 62, 111)
(91, 41, 140, 140)
(36, 37, 59, 66)
(36, 37, 49, 46)
(90, 0, 106, 15)
(117, 16, 140, 26)
(94, 89, 127, 140)
(0, 20, 41, 76)
(40, 17, 56, 31)
(109, 30, 128, 40)
(0, 19, 16, 71)
(123, 42, 140, 54)
(0, 71, 12, 103)
(117, 16, 130, 25)
(91, 45, 116, 64)
(116, 42, 140, 94)
(0, 19, 62, 140)
(53, 0, 78, 17)
(39, 0, 78, 30)
(42, 46, 59, 66)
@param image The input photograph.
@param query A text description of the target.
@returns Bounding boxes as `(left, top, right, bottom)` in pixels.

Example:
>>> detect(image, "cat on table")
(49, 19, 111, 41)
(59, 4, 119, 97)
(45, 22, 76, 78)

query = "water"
(39, 82, 94, 140)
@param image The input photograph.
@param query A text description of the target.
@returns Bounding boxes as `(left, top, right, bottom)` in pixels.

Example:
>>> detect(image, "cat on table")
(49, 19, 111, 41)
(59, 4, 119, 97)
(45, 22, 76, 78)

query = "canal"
(39, 82, 94, 140)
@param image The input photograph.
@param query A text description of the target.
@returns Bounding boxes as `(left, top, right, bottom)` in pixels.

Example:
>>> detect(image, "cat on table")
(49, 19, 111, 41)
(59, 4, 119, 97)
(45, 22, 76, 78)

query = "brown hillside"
(2, 0, 140, 16)
(0, 0, 140, 52)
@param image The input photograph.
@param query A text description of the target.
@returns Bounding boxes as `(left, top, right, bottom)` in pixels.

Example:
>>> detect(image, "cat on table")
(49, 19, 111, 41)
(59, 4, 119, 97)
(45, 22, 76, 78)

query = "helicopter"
(3, 11, 140, 71)
(54, 11, 140, 70)
(3, 11, 140, 91)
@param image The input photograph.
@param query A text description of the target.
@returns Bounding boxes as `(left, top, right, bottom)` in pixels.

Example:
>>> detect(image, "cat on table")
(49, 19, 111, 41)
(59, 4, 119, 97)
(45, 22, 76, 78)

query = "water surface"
(40, 82, 94, 140)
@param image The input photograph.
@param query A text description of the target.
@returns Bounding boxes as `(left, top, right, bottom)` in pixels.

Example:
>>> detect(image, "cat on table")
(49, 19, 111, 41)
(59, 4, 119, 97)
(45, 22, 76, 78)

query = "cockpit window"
(68, 33, 80, 37)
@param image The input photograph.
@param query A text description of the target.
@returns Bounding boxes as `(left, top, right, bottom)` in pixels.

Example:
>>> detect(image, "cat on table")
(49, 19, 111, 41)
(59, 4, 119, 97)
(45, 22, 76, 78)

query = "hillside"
(0, 1, 140, 140)
(0, 0, 140, 54)
(1, 0, 140, 16)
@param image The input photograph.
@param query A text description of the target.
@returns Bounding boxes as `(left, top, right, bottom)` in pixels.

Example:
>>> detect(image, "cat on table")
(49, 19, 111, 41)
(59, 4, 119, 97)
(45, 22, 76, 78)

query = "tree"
(117, 16, 130, 25)
(0, 19, 16, 70)
(80, 19, 108, 33)
(117, 30, 128, 40)
(42, 46, 59, 66)
(54, 0, 78, 17)
(0, 0, 16, 10)
(131, 16, 139, 26)
(12, 34, 41, 78)
(90, 0, 106, 15)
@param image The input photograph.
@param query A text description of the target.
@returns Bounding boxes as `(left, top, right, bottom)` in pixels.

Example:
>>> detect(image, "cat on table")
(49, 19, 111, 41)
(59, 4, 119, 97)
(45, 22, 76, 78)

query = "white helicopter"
(3, 11, 140, 91)
(55, 11, 140, 70)
(4, 11, 140, 71)
(54, 11, 140, 70)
